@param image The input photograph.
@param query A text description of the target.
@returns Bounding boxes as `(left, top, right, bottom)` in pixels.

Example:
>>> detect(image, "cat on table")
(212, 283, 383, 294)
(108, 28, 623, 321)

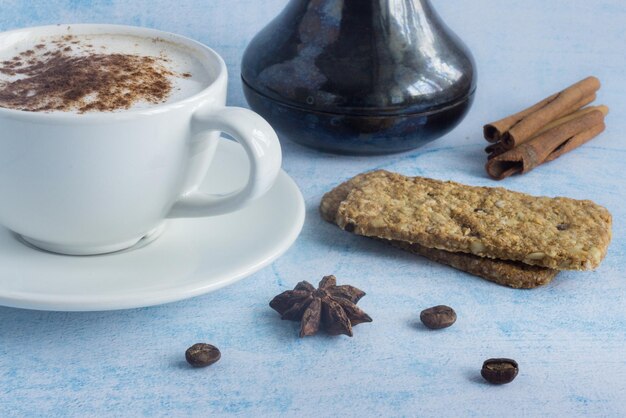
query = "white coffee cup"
(0, 24, 282, 255)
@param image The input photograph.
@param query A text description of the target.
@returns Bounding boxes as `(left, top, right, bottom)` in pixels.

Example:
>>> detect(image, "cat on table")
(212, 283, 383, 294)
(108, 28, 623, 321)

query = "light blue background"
(1, 1, 625, 416)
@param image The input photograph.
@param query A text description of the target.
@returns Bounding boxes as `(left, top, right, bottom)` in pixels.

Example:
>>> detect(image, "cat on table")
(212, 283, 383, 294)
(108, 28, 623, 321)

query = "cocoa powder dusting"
(0, 38, 178, 113)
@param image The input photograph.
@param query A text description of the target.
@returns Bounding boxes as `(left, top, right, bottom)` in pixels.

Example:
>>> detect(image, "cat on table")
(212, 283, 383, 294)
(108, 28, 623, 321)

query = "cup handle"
(167, 106, 282, 218)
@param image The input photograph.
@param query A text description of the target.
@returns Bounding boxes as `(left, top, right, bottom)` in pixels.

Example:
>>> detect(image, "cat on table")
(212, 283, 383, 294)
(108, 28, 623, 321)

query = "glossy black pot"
(241, 0, 476, 155)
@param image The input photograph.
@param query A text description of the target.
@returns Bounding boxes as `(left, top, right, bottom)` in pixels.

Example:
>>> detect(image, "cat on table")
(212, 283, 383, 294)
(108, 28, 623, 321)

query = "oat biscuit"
(320, 171, 389, 223)
(389, 241, 557, 289)
(321, 173, 558, 288)
(335, 171, 611, 270)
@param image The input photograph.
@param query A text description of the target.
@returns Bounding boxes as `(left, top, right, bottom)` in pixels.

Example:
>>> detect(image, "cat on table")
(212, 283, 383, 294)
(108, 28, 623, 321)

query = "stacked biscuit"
(320, 170, 612, 288)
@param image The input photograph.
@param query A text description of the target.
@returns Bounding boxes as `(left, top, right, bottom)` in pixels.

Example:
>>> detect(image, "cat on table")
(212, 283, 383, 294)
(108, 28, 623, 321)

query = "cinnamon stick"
(485, 142, 507, 159)
(485, 104, 604, 159)
(483, 77, 600, 144)
(484, 92, 557, 143)
(486, 107, 607, 180)
(501, 76, 600, 149)
(530, 104, 604, 138)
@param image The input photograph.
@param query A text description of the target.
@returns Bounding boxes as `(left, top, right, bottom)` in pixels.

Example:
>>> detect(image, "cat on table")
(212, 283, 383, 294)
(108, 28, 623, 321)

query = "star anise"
(270, 275, 372, 337)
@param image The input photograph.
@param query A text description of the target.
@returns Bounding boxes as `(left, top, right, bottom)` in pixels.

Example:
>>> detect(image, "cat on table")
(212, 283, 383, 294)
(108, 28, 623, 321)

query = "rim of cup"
(0, 23, 226, 122)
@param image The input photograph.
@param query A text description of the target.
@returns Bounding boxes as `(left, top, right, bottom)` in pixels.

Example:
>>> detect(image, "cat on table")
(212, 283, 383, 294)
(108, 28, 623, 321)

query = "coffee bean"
(185, 343, 221, 368)
(481, 358, 518, 384)
(420, 305, 456, 329)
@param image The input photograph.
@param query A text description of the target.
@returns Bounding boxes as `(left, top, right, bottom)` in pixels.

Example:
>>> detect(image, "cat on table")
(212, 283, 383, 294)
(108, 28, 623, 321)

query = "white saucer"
(0, 139, 305, 311)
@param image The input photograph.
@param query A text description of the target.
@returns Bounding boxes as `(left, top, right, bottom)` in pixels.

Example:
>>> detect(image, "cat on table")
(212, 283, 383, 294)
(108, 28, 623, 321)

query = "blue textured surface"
(1, 1, 625, 416)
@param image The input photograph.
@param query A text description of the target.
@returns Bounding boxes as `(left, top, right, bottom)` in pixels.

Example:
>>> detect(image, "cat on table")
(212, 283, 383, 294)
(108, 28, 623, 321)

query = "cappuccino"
(0, 32, 211, 112)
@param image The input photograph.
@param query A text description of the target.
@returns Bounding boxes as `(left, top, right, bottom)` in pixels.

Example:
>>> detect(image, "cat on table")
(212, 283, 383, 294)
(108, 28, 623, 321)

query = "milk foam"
(0, 32, 213, 112)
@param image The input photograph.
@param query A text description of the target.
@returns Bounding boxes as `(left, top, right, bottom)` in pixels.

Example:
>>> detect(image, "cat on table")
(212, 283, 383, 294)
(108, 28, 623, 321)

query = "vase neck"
(291, 0, 434, 14)
(243, 0, 475, 114)
(287, 0, 441, 38)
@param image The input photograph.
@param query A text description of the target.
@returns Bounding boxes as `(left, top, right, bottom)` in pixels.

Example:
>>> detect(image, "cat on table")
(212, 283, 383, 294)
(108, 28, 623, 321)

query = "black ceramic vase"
(241, 0, 476, 155)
